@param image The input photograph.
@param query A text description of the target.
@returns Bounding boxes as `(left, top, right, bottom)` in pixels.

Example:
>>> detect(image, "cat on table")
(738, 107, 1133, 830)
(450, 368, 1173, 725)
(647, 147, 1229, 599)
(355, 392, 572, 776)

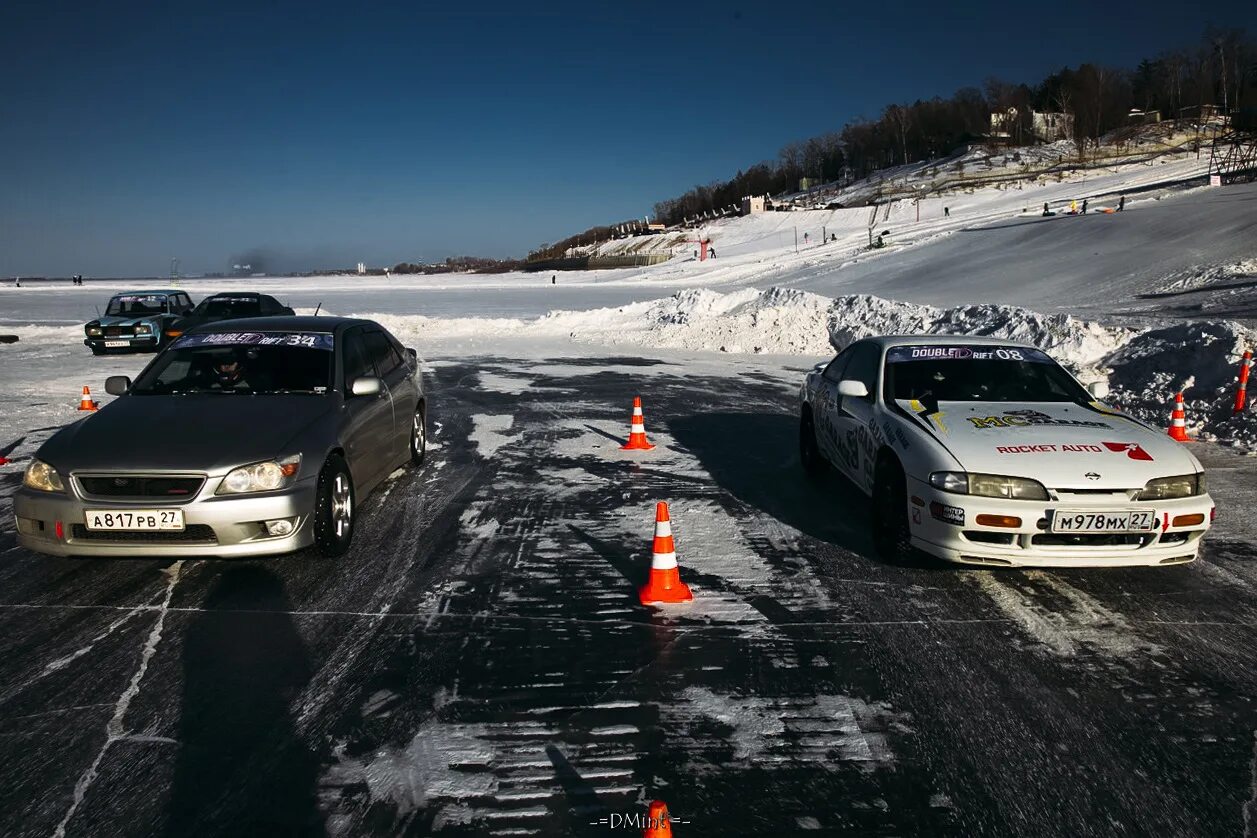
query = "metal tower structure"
(1208, 111, 1257, 184)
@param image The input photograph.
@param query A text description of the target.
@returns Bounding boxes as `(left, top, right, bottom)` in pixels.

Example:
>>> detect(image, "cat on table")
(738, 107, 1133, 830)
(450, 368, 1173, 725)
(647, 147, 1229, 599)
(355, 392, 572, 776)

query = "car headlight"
(929, 471, 968, 493)
(23, 459, 66, 493)
(1135, 473, 1204, 501)
(86, 326, 102, 336)
(217, 455, 301, 495)
(135, 323, 153, 335)
(930, 471, 1049, 501)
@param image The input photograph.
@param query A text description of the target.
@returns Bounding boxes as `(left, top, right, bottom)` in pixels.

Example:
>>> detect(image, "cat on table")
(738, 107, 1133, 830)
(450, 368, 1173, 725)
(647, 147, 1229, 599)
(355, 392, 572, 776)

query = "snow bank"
(823, 294, 1132, 368)
(1100, 321, 1257, 448)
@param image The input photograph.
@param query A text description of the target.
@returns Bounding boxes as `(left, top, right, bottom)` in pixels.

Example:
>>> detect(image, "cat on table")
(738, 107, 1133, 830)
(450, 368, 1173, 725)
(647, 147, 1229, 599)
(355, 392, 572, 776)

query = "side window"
(260, 296, 282, 315)
(822, 348, 852, 382)
(844, 343, 881, 398)
(342, 329, 374, 388)
(364, 331, 401, 377)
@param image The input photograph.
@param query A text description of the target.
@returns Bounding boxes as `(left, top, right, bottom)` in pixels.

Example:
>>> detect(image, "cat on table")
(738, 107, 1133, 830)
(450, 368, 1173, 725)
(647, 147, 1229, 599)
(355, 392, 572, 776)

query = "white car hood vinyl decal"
(897, 400, 1199, 489)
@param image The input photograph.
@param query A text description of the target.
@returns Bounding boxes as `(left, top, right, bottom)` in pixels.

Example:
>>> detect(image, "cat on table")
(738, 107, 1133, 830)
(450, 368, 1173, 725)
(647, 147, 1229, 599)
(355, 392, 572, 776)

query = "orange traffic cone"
(639, 503, 692, 605)
(77, 386, 98, 412)
(1235, 350, 1251, 414)
(1167, 392, 1189, 442)
(642, 800, 674, 837)
(621, 396, 655, 450)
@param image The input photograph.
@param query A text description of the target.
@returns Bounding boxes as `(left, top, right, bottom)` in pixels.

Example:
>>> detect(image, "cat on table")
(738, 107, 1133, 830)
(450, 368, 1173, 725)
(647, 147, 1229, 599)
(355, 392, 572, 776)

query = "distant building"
(1128, 108, 1162, 125)
(988, 107, 1019, 139)
(1179, 104, 1222, 122)
(741, 195, 766, 216)
(1031, 110, 1072, 142)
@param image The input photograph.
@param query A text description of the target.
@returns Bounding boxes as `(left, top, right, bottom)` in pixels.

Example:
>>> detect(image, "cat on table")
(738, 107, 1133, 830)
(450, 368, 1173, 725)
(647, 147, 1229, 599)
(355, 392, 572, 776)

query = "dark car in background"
(164, 292, 295, 341)
(84, 290, 196, 354)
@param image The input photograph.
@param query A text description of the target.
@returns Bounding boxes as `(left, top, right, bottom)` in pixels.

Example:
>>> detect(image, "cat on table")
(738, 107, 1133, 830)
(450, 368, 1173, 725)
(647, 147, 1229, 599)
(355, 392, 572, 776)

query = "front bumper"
(12, 478, 318, 558)
(906, 477, 1214, 568)
(84, 335, 160, 352)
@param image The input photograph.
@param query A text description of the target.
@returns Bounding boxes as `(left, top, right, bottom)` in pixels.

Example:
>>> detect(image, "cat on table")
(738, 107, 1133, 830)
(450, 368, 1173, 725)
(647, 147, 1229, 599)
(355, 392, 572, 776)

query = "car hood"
(39, 395, 336, 473)
(898, 400, 1201, 489)
(91, 314, 160, 327)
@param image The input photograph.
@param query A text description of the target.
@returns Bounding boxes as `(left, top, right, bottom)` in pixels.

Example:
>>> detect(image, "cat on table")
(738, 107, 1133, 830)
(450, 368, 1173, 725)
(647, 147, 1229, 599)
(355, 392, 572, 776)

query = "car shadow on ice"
(668, 412, 894, 565)
(164, 565, 322, 836)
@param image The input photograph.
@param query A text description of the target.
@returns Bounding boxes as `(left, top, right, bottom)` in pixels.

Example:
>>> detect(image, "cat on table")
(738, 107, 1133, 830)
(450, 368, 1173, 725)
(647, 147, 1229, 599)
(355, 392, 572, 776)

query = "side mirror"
(406, 347, 417, 366)
(1087, 381, 1110, 399)
(105, 376, 131, 396)
(350, 376, 382, 397)
(838, 379, 869, 398)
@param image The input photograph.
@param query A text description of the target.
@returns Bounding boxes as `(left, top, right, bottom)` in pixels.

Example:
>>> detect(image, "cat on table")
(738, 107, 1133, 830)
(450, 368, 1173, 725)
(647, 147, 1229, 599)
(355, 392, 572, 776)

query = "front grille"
(70, 524, 217, 544)
(1031, 533, 1153, 548)
(103, 326, 135, 337)
(77, 475, 205, 500)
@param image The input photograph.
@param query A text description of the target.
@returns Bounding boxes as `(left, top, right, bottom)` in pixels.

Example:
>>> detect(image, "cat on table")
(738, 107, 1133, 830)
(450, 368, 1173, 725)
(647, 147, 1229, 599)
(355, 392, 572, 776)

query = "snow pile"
(533, 288, 1132, 368)
(823, 294, 1133, 368)
(1100, 321, 1257, 448)
(1155, 258, 1257, 293)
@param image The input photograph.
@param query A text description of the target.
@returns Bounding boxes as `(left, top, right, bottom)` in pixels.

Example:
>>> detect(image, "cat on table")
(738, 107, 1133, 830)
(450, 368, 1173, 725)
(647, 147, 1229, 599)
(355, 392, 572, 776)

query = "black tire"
(799, 409, 827, 478)
(872, 456, 913, 563)
(312, 454, 354, 558)
(409, 404, 426, 466)
(89, 345, 105, 356)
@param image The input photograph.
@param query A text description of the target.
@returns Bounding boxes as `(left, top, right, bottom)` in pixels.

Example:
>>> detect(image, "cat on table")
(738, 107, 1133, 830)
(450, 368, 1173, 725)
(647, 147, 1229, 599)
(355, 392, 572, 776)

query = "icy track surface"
(2, 354, 1257, 837)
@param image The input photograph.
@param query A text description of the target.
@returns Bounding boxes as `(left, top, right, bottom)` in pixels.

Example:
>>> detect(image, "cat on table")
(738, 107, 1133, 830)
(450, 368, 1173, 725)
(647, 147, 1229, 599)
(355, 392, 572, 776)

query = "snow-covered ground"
(1, 157, 1253, 452)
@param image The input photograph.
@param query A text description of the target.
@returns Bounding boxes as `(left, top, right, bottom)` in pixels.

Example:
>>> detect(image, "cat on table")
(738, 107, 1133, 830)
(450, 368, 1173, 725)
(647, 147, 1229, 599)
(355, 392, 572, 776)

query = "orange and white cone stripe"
(1167, 392, 1189, 442)
(639, 502, 692, 605)
(621, 396, 655, 450)
(1235, 351, 1251, 415)
(77, 385, 98, 412)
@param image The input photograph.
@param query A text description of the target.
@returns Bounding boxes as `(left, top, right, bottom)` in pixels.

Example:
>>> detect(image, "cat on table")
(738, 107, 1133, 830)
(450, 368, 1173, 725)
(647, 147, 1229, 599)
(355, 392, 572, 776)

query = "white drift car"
(799, 336, 1215, 567)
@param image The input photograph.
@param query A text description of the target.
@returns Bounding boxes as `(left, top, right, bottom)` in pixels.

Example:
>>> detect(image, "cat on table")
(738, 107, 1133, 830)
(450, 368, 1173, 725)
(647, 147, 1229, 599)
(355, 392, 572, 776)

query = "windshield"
(192, 297, 262, 318)
(106, 294, 168, 316)
(130, 331, 334, 395)
(884, 344, 1090, 403)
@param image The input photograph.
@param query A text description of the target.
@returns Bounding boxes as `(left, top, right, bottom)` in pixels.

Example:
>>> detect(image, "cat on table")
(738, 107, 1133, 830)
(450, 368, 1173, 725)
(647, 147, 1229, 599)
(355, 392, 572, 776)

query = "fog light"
(1172, 513, 1205, 527)
(263, 518, 295, 537)
(976, 514, 1022, 528)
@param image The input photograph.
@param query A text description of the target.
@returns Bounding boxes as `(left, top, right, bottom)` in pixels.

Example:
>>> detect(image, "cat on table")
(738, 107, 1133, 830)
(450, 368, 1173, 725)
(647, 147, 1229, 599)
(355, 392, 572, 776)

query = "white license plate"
(1050, 509, 1157, 533)
(103, 340, 129, 347)
(84, 509, 185, 531)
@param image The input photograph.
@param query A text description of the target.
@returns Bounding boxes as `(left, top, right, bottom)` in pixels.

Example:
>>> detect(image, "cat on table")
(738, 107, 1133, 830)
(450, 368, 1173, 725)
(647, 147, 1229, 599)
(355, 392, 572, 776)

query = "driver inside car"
(203, 348, 270, 391)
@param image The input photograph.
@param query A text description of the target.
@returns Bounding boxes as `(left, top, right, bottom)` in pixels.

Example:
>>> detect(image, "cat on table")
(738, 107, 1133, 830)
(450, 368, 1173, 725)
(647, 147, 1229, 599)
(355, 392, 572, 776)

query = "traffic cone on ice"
(77, 386, 98, 412)
(1235, 351, 1252, 414)
(639, 503, 692, 605)
(1167, 392, 1190, 442)
(642, 800, 674, 838)
(621, 396, 655, 450)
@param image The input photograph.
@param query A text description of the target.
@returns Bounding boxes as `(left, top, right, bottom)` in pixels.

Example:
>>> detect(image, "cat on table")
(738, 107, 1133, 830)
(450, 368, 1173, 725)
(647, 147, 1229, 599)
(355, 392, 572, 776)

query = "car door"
(363, 329, 413, 463)
(813, 350, 852, 467)
(831, 342, 883, 493)
(339, 327, 394, 489)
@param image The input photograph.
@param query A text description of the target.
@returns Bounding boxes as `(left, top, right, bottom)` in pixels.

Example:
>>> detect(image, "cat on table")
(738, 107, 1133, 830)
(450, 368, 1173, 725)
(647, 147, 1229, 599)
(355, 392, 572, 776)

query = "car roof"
(859, 335, 1039, 350)
(112, 289, 182, 297)
(187, 315, 375, 335)
(205, 291, 263, 299)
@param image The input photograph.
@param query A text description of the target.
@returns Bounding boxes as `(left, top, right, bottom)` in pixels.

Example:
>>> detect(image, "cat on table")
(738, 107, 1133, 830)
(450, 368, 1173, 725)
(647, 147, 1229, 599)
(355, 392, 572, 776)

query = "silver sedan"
(13, 316, 426, 558)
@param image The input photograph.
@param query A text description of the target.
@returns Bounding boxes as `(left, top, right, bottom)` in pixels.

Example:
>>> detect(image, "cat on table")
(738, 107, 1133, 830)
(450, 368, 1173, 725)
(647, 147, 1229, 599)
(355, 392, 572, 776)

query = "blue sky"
(1, 1, 1253, 276)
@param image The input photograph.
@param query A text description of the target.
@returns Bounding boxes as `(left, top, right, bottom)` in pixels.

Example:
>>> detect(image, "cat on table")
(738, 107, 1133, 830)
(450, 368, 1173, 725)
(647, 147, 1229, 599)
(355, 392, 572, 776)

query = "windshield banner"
(887, 345, 1053, 364)
(112, 294, 165, 304)
(173, 332, 333, 350)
